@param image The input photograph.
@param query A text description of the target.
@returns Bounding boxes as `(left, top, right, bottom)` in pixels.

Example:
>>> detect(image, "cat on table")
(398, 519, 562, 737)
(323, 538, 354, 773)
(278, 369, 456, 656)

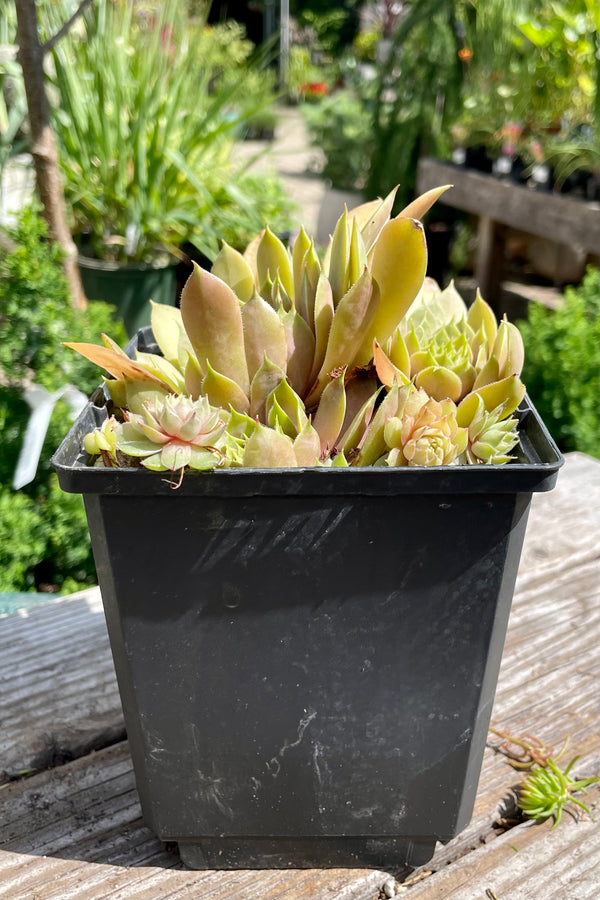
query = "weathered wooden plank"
(0, 743, 387, 900)
(400, 788, 600, 899)
(0, 589, 123, 781)
(417, 158, 600, 252)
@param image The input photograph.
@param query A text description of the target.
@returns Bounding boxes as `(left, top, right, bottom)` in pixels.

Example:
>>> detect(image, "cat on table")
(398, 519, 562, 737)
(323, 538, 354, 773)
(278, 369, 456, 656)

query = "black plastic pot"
(78, 256, 176, 336)
(52, 337, 562, 870)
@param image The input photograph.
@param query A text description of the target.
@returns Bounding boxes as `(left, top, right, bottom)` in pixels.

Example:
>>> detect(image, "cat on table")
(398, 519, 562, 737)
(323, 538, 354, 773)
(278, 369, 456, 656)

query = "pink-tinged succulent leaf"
(249, 356, 286, 421)
(293, 420, 322, 466)
(211, 241, 255, 302)
(307, 269, 379, 407)
(415, 365, 464, 403)
(243, 426, 298, 468)
(397, 184, 452, 221)
(202, 362, 250, 414)
(313, 368, 347, 453)
(150, 302, 192, 368)
(457, 375, 526, 427)
(256, 226, 294, 300)
(374, 340, 411, 389)
(354, 217, 428, 365)
(280, 308, 316, 399)
(241, 293, 288, 381)
(354, 382, 400, 466)
(158, 441, 193, 471)
(339, 377, 379, 445)
(309, 273, 335, 386)
(467, 290, 498, 351)
(180, 262, 250, 396)
(64, 342, 169, 387)
(242, 228, 264, 285)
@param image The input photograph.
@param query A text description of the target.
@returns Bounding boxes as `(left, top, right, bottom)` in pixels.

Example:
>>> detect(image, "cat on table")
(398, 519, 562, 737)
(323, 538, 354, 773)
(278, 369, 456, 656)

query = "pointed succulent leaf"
(280, 307, 316, 399)
(396, 184, 452, 221)
(312, 368, 347, 453)
(307, 269, 379, 407)
(352, 186, 398, 256)
(388, 327, 411, 376)
(267, 395, 298, 438)
(415, 365, 464, 403)
(473, 355, 500, 390)
(64, 342, 169, 387)
(241, 292, 288, 381)
(327, 207, 351, 305)
(354, 382, 400, 467)
(293, 420, 322, 467)
(309, 273, 335, 386)
(492, 318, 525, 379)
(330, 450, 349, 467)
(267, 377, 308, 434)
(457, 375, 526, 427)
(211, 241, 255, 302)
(292, 226, 313, 303)
(227, 408, 260, 441)
(242, 228, 264, 285)
(256, 226, 294, 299)
(354, 217, 428, 365)
(180, 262, 250, 396)
(249, 356, 286, 421)
(135, 351, 186, 393)
(374, 340, 411, 388)
(202, 362, 250, 414)
(184, 352, 205, 399)
(150, 301, 192, 368)
(348, 217, 368, 289)
(271, 273, 293, 313)
(243, 425, 298, 468)
(467, 289, 498, 352)
(338, 383, 381, 456)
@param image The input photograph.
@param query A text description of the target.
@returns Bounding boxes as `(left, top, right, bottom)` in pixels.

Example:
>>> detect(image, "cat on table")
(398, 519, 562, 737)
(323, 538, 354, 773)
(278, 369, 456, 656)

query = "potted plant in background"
(43, 0, 293, 335)
(53, 185, 562, 870)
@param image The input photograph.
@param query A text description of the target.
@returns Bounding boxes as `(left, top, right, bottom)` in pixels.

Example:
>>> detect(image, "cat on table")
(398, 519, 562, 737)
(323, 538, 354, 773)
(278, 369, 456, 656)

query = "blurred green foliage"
(0, 206, 127, 592)
(518, 267, 600, 457)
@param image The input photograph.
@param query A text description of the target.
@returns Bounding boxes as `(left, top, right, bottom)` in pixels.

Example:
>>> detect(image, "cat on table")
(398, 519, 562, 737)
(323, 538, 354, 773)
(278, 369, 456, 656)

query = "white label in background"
(12, 384, 88, 490)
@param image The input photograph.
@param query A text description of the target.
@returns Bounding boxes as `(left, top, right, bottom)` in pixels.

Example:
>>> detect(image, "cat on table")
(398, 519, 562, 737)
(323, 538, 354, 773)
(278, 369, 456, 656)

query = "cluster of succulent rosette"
(70, 185, 527, 475)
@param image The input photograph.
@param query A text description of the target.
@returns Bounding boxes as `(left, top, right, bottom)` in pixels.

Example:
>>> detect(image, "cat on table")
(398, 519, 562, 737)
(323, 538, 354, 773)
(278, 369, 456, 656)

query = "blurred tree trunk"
(15, 0, 87, 309)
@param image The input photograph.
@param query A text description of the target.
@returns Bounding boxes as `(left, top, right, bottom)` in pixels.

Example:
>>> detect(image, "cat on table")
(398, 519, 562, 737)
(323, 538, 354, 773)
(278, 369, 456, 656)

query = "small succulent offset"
(518, 757, 599, 828)
(68, 185, 527, 476)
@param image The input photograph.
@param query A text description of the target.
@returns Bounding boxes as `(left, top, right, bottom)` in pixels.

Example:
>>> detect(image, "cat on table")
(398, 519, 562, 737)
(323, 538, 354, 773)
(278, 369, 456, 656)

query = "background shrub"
(0, 206, 127, 592)
(518, 267, 600, 458)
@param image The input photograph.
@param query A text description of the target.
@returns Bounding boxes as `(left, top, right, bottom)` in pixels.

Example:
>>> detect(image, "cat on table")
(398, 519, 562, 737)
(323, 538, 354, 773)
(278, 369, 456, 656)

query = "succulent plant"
(67, 185, 527, 476)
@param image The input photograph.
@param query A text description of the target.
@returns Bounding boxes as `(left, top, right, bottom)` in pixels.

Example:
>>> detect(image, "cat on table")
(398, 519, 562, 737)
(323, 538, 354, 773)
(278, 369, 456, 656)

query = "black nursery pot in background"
(52, 343, 562, 871)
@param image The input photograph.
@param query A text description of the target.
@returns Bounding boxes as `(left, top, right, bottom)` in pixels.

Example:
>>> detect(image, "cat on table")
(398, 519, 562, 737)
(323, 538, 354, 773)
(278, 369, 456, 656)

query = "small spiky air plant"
(518, 757, 599, 828)
(67, 184, 527, 476)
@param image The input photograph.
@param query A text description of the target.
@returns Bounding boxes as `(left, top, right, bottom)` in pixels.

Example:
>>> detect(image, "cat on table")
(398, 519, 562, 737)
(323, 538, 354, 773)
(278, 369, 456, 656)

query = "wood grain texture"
(417, 158, 600, 251)
(0, 452, 598, 897)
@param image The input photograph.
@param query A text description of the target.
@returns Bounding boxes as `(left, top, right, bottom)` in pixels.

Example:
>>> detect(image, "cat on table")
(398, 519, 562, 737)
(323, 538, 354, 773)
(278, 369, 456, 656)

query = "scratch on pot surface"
(195, 768, 233, 818)
(266, 710, 317, 778)
(192, 507, 352, 572)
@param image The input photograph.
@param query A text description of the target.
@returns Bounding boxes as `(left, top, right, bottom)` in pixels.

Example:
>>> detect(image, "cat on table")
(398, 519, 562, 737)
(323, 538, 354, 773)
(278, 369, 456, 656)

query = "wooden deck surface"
(1, 452, 599, 899)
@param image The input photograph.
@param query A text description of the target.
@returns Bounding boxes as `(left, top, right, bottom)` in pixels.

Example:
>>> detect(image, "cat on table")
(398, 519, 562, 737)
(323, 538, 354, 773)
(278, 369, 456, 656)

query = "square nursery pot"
(52, 329, 563, 871)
